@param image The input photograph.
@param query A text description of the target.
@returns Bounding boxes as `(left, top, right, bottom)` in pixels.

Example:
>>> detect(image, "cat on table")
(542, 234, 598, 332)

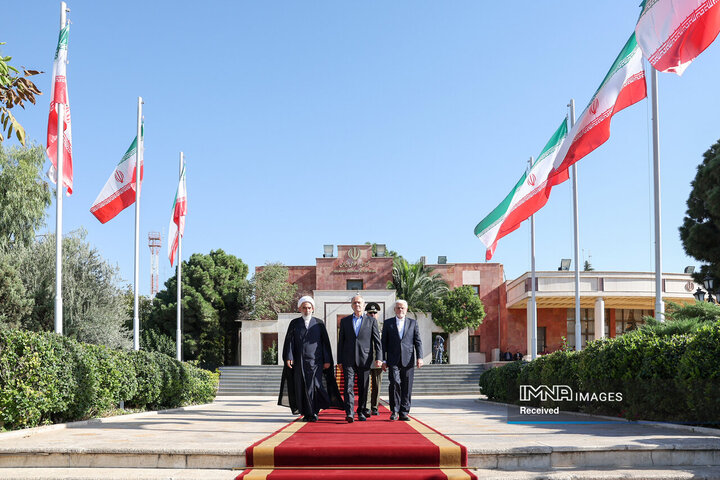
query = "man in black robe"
(278, 296, 342, 421)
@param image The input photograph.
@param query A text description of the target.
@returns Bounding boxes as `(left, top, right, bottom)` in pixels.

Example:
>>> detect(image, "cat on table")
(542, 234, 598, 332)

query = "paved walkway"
(1, 395, 720, 479)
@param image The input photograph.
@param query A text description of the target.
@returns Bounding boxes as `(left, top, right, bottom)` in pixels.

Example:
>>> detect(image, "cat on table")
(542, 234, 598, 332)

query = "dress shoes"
(308, 414, 318, 422)
(371, 408, 378, 416)
(399, 414, 410, 421)
(346, 415, 354, 423)
(362, 408, 371, 417)
(357, 413, 367, 421)
(389, 412, 398, 421)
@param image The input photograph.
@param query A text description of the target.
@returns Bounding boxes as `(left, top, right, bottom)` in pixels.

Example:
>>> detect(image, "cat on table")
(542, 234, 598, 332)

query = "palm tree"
(387, 257, 449, 314)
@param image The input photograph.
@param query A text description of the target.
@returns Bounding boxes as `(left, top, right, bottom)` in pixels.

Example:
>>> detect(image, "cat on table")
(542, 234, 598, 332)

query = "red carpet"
(237, 402, 476, 480)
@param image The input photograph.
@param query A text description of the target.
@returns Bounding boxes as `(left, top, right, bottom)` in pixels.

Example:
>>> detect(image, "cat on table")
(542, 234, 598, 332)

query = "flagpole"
(529, 156, 537, 360)
(54, 1, 68, 336)
(177, 152, 183, 362)
(569, 98, 581, 350)
(133, 97, 143, 351)
(651, 67, 664, 321)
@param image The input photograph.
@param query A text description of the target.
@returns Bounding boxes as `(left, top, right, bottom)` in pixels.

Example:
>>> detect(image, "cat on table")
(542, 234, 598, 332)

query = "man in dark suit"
(337, 294, 382, 423)
(382, 299, 423, 421)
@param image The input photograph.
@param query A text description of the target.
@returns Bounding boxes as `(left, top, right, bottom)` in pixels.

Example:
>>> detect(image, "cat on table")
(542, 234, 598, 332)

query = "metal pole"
(54, 2, 68, 336)
(133, 97, 143, 350)
(569, 99, 582, 350)
(529, 156, 537, 360)
(177, 152, 183, 362)
(651, 68, 664, 321)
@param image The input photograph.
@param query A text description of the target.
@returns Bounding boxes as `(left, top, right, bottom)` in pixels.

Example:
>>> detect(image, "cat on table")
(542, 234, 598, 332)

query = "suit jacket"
(337, 314, 381, 369)
(382, 316, 423, 368)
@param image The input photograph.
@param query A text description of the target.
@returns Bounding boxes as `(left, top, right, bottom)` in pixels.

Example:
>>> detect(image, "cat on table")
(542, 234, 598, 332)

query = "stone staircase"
(217, 363, 487, 396)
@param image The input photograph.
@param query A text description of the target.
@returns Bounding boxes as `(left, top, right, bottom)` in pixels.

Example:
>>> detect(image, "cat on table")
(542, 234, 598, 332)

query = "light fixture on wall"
(375, 244, 386, 257)
(323, 244, 334, 258)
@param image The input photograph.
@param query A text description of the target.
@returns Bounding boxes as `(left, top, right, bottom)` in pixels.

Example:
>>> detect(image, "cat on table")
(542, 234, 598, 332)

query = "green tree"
(583, 260, 594, 271)
(3, 229, 131, 348)
(120, 289, 174, 356)
(0, 144, 51, 249)
(151, 249, 250, 369)
(0, 43, 42, 145)
(251, 262, 298, 320)
(679, 139, 720, 286)
(387, 257, 449, 313)
(0, 262, 32, 329)
(430, 285, 486, 333)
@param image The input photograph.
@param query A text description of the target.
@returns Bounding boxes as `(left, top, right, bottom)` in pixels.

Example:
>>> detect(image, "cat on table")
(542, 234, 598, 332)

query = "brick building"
(239, 244, 698, 365)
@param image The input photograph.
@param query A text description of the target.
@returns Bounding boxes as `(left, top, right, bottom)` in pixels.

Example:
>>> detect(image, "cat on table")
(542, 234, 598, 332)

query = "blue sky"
(3, 1, 717, 295)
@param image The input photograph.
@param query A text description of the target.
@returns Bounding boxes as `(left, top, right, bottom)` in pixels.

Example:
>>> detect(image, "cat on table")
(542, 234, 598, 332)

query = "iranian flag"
(46, 24, 73, 195)
(636, 0, 720, 75)
(168, 164, 187, 267)
(547, 33, 647, 188)
(90, 130, 144, 223)
(474, 118, 568, 260)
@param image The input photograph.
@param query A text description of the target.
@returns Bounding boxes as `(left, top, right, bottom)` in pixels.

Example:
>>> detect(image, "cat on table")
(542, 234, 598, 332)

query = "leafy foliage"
(1, 229, 132, 349)
(0, 144, 51, 249)
(479, 324, 720, 425)
(262, 341, 278, 365)
(680, 139, 720, 287)
(0, 328, 218, 431)
(151, 249, 250, 369)
(640, 301, 720, 336)
(251, 263, 297, 320)
(0, 44, 42, 146)
(387, 257, 449, 313)
(0, 262, 32, 329)
(430, 285, 485, 333)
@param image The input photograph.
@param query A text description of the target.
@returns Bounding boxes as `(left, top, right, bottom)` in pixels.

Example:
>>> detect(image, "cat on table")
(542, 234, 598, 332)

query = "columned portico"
(594, 296, 605, 340)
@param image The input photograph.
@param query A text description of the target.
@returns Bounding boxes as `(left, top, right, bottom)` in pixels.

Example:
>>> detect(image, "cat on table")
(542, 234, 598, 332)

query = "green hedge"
(478, 321, 720, 425)
(0, 328, 218, 430)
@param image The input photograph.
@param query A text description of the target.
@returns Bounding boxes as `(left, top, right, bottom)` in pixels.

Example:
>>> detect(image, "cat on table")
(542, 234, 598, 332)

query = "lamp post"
(694, 275, 717, 303)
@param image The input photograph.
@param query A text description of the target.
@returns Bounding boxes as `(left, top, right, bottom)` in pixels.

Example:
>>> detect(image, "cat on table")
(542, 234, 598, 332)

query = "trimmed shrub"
(0, 329, 75, 429)
(478, 324, 720, 426)
(0, 328, 217, 431)
(478, 360, 524, 403)
(677, 320, 720, 424)
(126, 350, 162, 409)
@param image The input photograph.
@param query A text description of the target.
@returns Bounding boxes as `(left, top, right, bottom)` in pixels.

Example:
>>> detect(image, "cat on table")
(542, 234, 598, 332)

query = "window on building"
(346, 279, 363, 290)
(615, 309, 651, 335)
(471, 285, 479, 295)
(537, 327, 546, 354)
(469, 335, 481, 352)
(566, 308, 595, 350)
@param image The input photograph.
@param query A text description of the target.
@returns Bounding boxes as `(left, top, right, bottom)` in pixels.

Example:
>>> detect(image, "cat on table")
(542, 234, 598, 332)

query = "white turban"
(297, 296, 315, 309)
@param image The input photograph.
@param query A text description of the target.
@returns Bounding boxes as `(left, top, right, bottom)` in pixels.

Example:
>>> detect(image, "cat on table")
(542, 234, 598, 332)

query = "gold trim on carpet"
(251, 420, 306, 468)
(441, 467, 473, 479)
(239, 469, 271, 480)
(407, 418, 463, 468)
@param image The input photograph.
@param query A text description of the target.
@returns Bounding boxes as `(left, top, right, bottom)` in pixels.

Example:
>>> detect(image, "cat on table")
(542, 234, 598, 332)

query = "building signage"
(332, 247, 376, 274)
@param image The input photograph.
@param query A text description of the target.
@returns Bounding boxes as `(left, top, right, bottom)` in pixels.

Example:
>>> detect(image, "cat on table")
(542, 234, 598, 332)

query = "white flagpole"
(54, 1, 68, 336)
(176, 152, 183, 362)
(651, 67, 664, 321)
(133, 97, 143, 351)
(569, 99, 582, 350)
(529, 156, 538, 360)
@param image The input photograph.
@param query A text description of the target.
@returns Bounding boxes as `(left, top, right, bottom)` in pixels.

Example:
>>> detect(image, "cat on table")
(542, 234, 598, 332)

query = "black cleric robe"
(278, 316, 343, 416)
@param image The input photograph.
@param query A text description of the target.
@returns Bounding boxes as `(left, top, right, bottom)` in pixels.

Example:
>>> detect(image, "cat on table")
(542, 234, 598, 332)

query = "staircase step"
(217, 365, 487, 396)
(0, 468, 238, 479)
